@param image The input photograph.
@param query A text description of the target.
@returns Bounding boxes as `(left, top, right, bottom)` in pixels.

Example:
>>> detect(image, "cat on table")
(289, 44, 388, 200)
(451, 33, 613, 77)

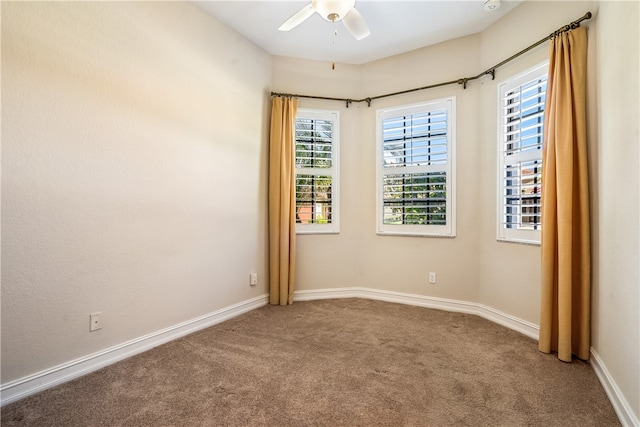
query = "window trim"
(376, 97, 456, 237)
(496, 62, 548, 245)
(294, 108, 340, 235)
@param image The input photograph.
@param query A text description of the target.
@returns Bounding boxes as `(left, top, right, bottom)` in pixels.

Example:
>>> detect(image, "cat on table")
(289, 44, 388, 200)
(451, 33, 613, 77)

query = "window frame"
(376, 97, 456, 237)
(496, 62, 548, 245)
(294, 108, 340, 235)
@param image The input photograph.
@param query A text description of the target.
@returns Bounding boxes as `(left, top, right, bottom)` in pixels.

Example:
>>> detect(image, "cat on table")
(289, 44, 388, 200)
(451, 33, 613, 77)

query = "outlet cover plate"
(90, 312, 102, 332)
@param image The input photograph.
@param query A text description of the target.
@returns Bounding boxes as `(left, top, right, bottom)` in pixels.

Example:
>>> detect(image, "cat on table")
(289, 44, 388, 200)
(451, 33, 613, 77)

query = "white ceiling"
(194, 0, 523, 65)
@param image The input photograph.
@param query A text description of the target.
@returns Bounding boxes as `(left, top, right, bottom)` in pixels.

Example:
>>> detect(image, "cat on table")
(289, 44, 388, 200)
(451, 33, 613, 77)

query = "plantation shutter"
(294, 110, 340, 233)
(499, 68, 547, 242)
(377, 98, 456, 237)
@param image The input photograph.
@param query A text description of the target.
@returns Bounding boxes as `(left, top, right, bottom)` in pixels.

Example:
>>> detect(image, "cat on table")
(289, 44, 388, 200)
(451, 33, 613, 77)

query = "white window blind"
(497, 63, 547, 244)
(376, 98, 456, 237)
(295, 109, 340, 234)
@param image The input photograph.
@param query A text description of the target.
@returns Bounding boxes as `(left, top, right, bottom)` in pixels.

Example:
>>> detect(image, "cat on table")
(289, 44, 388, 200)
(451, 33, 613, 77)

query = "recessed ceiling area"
(194, 1, 523, 65)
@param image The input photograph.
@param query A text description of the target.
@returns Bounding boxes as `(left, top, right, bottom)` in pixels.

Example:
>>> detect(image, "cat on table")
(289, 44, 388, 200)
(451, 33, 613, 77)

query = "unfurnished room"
(1, 1, 638, 425)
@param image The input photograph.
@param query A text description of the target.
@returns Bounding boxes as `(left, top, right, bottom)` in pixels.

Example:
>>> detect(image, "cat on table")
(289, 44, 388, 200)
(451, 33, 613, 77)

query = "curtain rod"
(271, 11, 592, 107)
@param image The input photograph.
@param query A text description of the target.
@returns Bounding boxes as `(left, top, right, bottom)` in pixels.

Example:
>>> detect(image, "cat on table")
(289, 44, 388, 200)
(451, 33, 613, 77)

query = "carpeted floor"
(1, 298, 620, 426)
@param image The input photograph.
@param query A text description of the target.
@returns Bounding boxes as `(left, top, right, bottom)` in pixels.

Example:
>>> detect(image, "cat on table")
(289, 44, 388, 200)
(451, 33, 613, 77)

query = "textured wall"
(476, 1, 599, 325)
(592, 0, 640, 420)
(274, 2, 599, 324)
(272, 35, 483, 303)
(1, 2, 271, 382)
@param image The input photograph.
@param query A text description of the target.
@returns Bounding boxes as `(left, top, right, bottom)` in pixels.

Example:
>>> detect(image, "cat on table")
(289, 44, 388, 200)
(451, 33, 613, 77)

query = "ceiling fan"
(278, 0, 371, 40)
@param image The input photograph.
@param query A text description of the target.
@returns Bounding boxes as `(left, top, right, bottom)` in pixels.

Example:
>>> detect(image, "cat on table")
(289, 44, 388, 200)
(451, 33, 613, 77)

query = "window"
(295, 109, 340, 234)
(497, 63, 548, 244)
(376, 98, 456, 237)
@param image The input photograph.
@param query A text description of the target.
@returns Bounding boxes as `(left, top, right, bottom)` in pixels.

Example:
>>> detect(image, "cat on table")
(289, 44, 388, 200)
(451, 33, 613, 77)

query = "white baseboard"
(0, 294, 269, 407)
(3, 288, 636, 427)
(294, 287, 540, 339)
(590, 349, 640, 427)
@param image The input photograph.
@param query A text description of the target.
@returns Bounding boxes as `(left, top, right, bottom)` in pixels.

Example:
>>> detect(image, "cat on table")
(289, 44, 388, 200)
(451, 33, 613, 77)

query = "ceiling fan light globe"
(342, 7, 370, 40)
(312, 0, 355, 22)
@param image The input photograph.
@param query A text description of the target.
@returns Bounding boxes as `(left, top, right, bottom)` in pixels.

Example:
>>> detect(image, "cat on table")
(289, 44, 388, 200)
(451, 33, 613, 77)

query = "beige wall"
(274, 36, 484, 302)
(477, 1, 598, 325)
(359, 35, 483, 302)
(593, 0, 639, 419)
(1, 2, 272, 382)
(276, 2, 599, 318)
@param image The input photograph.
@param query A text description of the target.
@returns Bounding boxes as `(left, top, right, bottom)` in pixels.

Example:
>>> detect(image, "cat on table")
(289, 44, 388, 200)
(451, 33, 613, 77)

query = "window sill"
(296, 230, 340, 235)
(376, 231, 456, 238)
(496, 237, 540, 246)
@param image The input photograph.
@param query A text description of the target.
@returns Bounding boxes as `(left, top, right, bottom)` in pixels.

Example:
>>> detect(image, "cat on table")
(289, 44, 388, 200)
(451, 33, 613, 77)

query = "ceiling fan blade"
(342, 7, 370, 40)
(278, 4, 315, 31)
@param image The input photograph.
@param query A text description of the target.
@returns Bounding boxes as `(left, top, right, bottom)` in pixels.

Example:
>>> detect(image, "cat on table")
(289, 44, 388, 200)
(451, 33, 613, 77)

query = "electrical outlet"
(250, 273, 258, 286)
(90, 312, 102, 332)
(429, 272, 437, 284)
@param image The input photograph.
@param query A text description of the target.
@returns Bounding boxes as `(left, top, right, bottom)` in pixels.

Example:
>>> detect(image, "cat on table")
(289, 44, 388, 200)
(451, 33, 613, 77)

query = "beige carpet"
(1, 298, 620, 426)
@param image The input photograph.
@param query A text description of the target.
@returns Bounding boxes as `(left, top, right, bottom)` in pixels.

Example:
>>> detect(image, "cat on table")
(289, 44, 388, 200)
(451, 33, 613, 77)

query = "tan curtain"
(539, 26, 590, 362)
(269, 96, 298, 306)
